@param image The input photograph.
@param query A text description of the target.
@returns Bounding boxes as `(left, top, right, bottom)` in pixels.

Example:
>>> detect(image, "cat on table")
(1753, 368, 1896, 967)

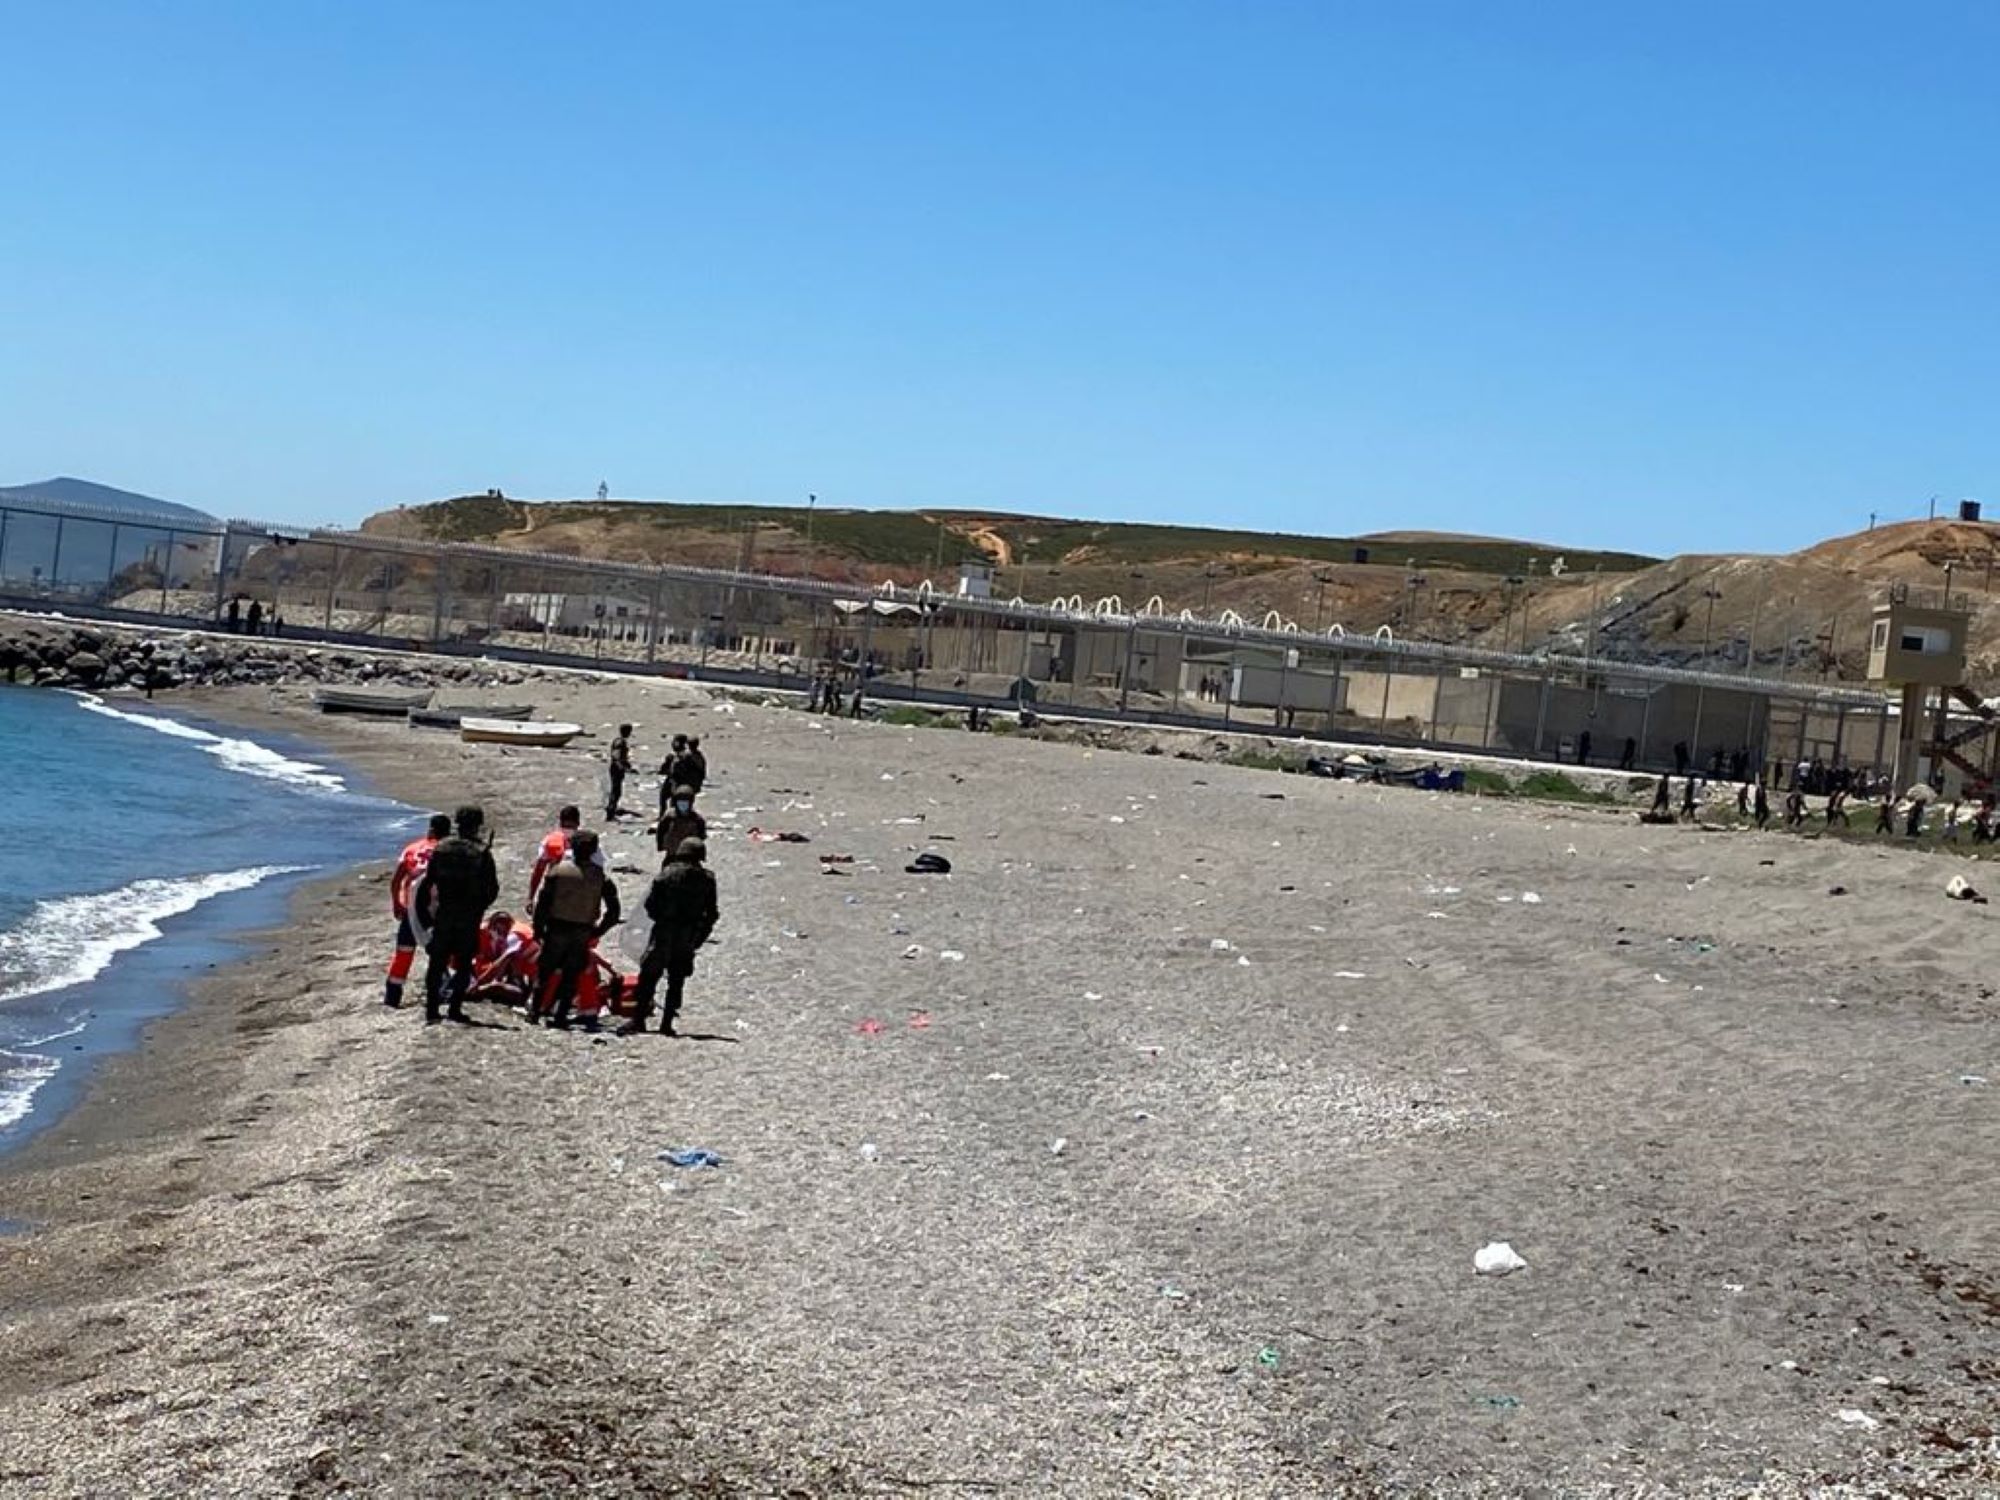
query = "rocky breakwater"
(0, 617, 547, 696)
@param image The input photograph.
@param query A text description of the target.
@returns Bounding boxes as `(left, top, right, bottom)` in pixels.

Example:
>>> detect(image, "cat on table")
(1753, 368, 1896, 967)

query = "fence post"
(212, 524, 230, 623)
(431, 559, 448, 643)
(1533, 667, 1553, 757)
(51, 516, 66, 589)
(646, 574, 663, 665)
(322, 539, 339, 631)
(106, 522, 120, 597)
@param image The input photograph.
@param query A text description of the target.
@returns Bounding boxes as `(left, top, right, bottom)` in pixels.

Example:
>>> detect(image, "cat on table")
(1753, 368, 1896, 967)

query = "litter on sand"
(659, 1148, 724, 1170)
(1520, 892, 1543, 905)
(939, 949, 966, 962)
(1049, 1137, 1068, 1156)
(1946, 875, 1988, 904)
(855, 1018, 886, 1036)
(1474, 1241, 1528, 1276)
(1835, 1408, 1879, 1430)
(747, 828, 811, 843)
(905, 852, 952, 875)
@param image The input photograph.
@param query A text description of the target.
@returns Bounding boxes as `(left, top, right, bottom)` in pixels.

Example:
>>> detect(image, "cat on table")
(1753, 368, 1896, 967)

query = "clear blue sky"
(4, 2, 1996, 552)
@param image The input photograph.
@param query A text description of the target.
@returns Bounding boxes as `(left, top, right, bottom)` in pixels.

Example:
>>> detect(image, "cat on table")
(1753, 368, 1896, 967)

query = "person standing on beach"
(529, 829, 622, 1028)
(1754, 780, 1771, 828)
(1874, 796, 1895, 835)
(659, 735, 693, 811)
(654, 784, 706, 863)
(1651, 773, 1672, 817)
(528, 806, 583, 908)
(606, 723, 633, 820)
(683, 735, 708, 796)
(1680, 775, 1698, 822)
(411, 805, 501, 1025)
(384, 813, 451, 1007)
(620, 837, 719, 1037)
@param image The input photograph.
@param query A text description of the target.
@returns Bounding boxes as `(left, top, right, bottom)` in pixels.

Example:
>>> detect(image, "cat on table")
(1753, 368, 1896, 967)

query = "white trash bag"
(1475, 1241, 1529, 1276)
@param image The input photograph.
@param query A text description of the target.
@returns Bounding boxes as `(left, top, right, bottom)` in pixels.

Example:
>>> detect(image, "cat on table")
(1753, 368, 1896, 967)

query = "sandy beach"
(3, 674, 1998, 1497)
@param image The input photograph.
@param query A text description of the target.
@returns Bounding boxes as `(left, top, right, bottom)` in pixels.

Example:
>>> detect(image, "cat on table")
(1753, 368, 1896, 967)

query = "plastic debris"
(1946, 874, 1988, 904)
(1049, 1137, 1068, 1156)
(901, 944, 925, 959)
(1209, 938, 1233, 952)
(659, 1148, 724, 1170)
(1480, 1394, 1521, 1409)
(939, 949, 966, 962)
(1474, 1241, 1528, 1276)
(1835, 1408, 1879, 1430)
(1520, 892, 1543, 905)
(1960, 1074, 1990, 1086)
(1333, 970, 1367, 980)
(859, 1143, 879, 1161)
(855, 1018, 886, 1036)
(1256, 1345, 1282, 1369)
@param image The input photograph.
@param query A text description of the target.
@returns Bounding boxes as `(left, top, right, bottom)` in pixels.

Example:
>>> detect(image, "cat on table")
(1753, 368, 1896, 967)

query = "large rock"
(67, 650, 107, 680)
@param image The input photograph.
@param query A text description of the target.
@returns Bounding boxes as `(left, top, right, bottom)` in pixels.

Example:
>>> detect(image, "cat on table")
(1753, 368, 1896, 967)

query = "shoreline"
(4, 678, 1997, 1496)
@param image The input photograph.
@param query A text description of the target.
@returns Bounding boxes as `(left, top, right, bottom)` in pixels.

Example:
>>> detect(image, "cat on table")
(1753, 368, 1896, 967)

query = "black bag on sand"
(905, 852, 952, 875)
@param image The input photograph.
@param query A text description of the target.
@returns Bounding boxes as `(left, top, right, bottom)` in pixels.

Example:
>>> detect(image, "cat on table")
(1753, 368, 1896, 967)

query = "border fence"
(0, 492, 1903, 778)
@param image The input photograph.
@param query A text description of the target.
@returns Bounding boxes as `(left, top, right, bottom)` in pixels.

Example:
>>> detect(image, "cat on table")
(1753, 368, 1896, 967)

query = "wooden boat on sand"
(314, 687, 432, 716)
(459, 718, 583, 748)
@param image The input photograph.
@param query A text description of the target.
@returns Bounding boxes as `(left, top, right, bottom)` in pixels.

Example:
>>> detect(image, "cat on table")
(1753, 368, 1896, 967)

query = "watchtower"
(1866, 591, 1984, 791)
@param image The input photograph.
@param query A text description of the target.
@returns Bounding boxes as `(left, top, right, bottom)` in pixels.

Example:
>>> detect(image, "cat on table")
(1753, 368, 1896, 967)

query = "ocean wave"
(70, 694, 347, 793)
(0, 865, 308, 1007)
(0, 1049, 61, 1131)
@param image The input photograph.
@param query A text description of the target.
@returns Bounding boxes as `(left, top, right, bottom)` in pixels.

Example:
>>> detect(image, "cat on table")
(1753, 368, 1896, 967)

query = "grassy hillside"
(368, 495, 1658, 578)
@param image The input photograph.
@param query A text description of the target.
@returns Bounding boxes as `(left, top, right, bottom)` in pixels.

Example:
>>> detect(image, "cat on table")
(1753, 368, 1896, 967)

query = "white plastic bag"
(1474, 1241, 1528, 1276)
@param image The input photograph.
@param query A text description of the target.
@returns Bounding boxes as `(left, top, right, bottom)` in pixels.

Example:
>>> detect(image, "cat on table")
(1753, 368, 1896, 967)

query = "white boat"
(314, 687, 432, 716)
(459, 718, 584, 748)
(408, 703, 535, 730)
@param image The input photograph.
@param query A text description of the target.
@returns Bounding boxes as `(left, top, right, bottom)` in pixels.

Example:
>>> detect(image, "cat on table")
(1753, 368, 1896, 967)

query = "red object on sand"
(855, 1018, 886, 1036)
(908, 1012, 932, 1029)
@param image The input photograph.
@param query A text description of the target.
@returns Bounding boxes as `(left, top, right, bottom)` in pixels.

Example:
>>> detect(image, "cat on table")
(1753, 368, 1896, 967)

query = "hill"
(362, 492, 1655, 621)
(0, 477, 217, 529)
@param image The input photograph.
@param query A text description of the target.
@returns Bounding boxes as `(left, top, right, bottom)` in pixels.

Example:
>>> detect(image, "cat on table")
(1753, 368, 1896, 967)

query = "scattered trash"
(1828, 885, 1849, 897)
(1236, 954, 1252, 966)
(818, 853, 855, 865)
(427, 1313, 450, 1325)
(901, 944, 925, 959)
(859, 1143, 879, 1161)
(1479, 1394, 1521, 1409)
(1960, 1074, 1990, 1086)
(905, 852, 952, 875)
(1474, 1241, 1528, 1277)
(1107, 815, 1126, 824)
(1946, 875, 1988, 904)
(1835, 1408, 1879, 1430)
(1161, 1284, 1188, 1300)
(1049, 1137, 1068, 1156)
(908, 1012, 932, 1029)
(659, 1148, 724, 1170)
(747, 828, 811, 843)
(1210, 938, 1233, 953)
(1083, 990, 1103, 1001)
(939, 949, 966, 962)
(1256, 1345, 1282, 1369)
(1654, 973, 1669, 984)
(1520, 892, 1543, 905)
(1332, 970, 1367, 980)
(855, 1018, 886, 1036)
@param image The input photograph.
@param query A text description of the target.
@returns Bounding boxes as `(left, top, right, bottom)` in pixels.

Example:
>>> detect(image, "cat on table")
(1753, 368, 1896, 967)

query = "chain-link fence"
(0, 494, 1900, 777)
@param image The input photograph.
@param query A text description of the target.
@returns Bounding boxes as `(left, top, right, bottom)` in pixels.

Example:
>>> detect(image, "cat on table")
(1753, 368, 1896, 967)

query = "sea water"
(0, 687, 414, 1151)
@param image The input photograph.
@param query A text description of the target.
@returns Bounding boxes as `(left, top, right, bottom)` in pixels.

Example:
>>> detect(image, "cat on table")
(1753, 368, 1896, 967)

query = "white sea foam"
(0, 1049, 61, 1131)
(0, 865, 306, 1007)
(70, 694, 347, 792)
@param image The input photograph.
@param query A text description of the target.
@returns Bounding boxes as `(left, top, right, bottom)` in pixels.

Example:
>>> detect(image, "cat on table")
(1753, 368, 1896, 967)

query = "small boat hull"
(408, 704, 535, 729)
(315, 687, 432, 716)
(459, 718, 583, 748)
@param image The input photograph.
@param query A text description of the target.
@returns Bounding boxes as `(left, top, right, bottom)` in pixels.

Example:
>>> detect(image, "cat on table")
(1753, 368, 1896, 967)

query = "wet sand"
(2, 677, 1998, 1497)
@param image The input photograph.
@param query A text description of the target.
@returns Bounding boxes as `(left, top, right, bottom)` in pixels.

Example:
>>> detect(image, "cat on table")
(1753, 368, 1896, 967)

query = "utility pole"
(804, 493, 817, 580)
(1201, 564, 1216, 614)
(1585, 566, 1601, 662)
(1313, 571, 1330, 631)
(1691, 585, 1721, 763)
(1743, 589, 1761, 675)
